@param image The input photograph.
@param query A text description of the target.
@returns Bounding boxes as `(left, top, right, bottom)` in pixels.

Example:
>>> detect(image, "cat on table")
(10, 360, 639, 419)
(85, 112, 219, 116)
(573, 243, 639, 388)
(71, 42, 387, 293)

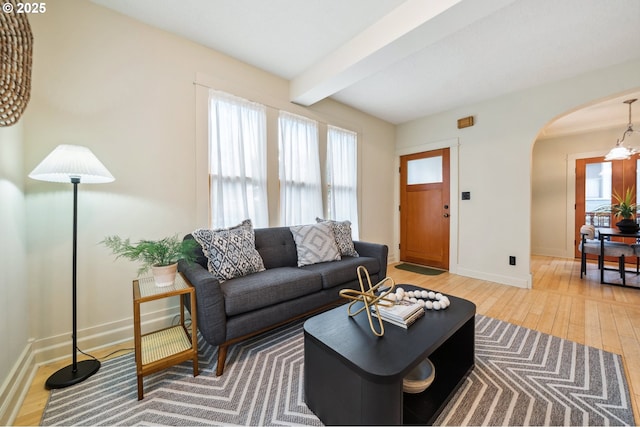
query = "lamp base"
(45, 359, 101, 389)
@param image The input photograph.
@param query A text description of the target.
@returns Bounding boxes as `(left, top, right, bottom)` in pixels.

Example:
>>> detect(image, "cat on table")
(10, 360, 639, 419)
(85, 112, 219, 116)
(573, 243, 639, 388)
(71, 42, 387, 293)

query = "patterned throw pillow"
(316, 218, 359, 257)
(290, 222, 341, 267)
(192, 219, 265, 282)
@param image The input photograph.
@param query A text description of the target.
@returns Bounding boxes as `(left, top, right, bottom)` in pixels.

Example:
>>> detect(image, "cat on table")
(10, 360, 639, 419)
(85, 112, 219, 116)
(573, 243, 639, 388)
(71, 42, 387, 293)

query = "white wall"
(23, 0, 396, 364)
(532, 126, 625, 258)
(396, 59, 640, 288)
(0, 122, 31, 424)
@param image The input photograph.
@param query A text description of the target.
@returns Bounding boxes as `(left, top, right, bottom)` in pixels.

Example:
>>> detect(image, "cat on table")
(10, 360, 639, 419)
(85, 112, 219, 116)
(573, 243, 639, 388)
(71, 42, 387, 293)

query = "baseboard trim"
(532, 247, 572, 258)
(32, 305, 181, 364)
(0, 341, 36, 426)
(456, 267, 532, 289)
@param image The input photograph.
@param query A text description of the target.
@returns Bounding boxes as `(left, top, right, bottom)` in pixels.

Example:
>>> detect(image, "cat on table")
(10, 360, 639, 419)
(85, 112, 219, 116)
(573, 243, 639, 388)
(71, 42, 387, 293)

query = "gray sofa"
(178, 226, 388, 376)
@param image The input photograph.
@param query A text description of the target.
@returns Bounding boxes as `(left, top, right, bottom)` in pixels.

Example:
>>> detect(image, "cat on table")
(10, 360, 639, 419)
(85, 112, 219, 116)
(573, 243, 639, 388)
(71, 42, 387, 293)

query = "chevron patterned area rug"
(41, 315, 635, 426)
(436, 315, 634, 426)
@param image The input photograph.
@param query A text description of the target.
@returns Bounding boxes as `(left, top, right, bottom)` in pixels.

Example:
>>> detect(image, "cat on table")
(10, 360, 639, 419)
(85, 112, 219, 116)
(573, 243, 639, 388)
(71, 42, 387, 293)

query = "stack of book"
(372, 300, 424, 328)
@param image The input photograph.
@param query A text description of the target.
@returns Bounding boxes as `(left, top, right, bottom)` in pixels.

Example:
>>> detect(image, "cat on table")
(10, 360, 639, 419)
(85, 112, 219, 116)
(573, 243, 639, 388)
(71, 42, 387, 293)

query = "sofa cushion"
(290, 222, 341, 266)
(192, 220, 265, 282)
(301, 256, 380, 289)
(254, 226, 299, 269)
(221, 267, 323, 316)
(316, 218, 359, 257)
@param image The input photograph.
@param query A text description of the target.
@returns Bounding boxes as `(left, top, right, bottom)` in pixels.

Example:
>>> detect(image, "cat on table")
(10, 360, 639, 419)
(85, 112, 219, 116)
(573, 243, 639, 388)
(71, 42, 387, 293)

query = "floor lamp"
(29, 144, 115, 389)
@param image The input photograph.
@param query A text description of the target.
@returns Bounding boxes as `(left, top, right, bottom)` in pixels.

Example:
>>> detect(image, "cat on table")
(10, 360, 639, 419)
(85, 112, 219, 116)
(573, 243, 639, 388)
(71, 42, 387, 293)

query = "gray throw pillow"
(316, 218, 359, 257)
(192, 219, 265, 282)
(290, 222, 341, 267)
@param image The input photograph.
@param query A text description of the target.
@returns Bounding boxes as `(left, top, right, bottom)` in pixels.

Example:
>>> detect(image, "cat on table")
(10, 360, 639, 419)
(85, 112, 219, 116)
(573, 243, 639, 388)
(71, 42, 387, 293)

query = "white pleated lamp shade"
(29, 144, 115, 184)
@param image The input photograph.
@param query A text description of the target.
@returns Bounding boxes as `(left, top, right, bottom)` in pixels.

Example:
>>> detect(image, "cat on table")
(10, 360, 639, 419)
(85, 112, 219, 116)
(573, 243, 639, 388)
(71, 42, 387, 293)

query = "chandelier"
(605, 98, 639, 161)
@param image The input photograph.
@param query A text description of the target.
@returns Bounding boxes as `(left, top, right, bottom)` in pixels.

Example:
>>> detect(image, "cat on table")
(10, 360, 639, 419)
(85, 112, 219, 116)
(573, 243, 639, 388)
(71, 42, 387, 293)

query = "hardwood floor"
(14, 342, 134, 426)
(13, 255, 640, 425)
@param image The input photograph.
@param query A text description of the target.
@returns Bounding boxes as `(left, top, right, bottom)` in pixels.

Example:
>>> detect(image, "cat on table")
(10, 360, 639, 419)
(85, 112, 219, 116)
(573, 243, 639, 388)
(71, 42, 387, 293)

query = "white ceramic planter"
(152, 262, 178, 287)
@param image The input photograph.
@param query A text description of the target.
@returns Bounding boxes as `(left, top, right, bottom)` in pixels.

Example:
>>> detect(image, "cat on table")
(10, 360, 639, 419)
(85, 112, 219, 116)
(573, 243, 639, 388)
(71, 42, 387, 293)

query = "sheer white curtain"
(209, 90, 268, 228)
(278, 111, 322, 225)
(327, 125, 359, 239)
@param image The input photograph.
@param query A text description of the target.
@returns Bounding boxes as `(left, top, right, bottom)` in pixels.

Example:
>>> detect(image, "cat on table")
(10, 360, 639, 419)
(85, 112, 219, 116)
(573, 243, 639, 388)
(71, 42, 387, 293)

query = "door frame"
(566, 149, 610, 258)
(395, 138, 459, 273)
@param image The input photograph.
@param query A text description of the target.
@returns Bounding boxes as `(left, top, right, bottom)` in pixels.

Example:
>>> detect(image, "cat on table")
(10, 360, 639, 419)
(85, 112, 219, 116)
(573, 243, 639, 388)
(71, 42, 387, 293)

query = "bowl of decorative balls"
(382, 286, 451, 310)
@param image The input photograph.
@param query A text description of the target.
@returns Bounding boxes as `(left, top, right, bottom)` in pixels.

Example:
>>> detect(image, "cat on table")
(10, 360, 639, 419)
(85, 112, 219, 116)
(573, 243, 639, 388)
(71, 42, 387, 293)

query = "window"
(327, 125, 359, 239)
(202, 86, 361, 232)
(407, 156, 443, 185)
(208, 90, 268, 228)
(585, 161, 611, 212)
(278, 111, 323, 225)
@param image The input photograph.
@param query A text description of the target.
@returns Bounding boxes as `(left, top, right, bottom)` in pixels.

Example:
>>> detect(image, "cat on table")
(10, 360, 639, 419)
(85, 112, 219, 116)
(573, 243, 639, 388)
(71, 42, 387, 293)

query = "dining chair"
(578, 224, 636, 282)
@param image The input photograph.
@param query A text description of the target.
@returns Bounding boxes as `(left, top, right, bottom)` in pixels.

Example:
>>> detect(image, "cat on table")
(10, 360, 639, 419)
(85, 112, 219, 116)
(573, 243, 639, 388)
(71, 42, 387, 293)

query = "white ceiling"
(92, 0, 640, 133)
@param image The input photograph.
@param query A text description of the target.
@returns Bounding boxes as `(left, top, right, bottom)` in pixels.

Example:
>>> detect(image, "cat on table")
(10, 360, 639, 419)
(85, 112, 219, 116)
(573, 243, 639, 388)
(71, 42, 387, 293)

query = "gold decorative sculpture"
(339, 266, 396, 336)
(0, 1, 33, 127)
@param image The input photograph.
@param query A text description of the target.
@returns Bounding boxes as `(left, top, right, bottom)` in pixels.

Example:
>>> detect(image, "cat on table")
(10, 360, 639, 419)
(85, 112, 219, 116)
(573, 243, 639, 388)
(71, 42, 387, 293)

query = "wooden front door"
(400, 148, 450, 269)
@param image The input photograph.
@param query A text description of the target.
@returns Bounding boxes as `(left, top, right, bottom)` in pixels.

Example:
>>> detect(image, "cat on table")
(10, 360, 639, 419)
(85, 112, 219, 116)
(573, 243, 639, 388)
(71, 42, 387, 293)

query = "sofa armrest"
(178, 259, 227, 346)
(353, 241, 389, 279)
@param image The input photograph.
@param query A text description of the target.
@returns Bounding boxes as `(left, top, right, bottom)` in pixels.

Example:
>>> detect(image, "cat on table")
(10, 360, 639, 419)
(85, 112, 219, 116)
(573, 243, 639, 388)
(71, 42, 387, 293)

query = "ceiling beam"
(290, 0, 517, 107)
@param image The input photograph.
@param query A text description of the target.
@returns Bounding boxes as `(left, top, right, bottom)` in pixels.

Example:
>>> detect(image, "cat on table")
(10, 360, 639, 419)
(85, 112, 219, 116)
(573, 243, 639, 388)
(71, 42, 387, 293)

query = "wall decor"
(0, 0, 33, 127)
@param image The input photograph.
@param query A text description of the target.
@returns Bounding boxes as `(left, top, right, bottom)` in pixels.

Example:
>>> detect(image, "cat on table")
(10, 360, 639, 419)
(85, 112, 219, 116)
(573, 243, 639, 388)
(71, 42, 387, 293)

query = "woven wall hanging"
(0, 0, 33, 127)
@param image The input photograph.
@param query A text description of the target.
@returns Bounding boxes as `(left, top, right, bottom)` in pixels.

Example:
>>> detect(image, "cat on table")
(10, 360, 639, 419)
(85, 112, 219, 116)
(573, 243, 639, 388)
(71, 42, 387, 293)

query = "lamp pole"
(45, 176, 101, 389)
(71, 177, 79, 372)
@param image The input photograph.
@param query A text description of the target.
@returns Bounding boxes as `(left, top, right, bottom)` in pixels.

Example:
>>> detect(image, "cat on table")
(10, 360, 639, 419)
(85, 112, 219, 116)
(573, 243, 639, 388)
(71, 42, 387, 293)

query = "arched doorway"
(531, 90, 640, 286)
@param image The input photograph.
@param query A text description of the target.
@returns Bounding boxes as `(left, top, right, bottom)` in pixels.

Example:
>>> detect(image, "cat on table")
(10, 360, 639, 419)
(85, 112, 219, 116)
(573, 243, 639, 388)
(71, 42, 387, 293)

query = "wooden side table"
(133, 272, 198, 400)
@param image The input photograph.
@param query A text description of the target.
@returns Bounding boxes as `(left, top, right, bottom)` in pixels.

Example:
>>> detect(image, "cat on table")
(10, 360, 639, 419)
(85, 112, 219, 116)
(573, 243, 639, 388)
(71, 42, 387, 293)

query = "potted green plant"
(102, 235, 199, 287)
(596, 186, 639, 232)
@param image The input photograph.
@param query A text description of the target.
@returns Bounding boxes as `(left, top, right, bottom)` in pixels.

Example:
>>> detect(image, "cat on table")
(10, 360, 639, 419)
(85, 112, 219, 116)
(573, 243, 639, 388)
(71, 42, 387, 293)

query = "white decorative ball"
(410, 297, 418, 303)
(441, 296, 450, 307)
(425, 300, 433, 310)
(407, 291, 414, 298)
(418, 299, 425, 307)
(428, 291, 436, 299)
(435, 292, 443, 300)
(433, 301, 441, 310)
(421, 290, 429, 299)
(396, 287, 405, 296)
